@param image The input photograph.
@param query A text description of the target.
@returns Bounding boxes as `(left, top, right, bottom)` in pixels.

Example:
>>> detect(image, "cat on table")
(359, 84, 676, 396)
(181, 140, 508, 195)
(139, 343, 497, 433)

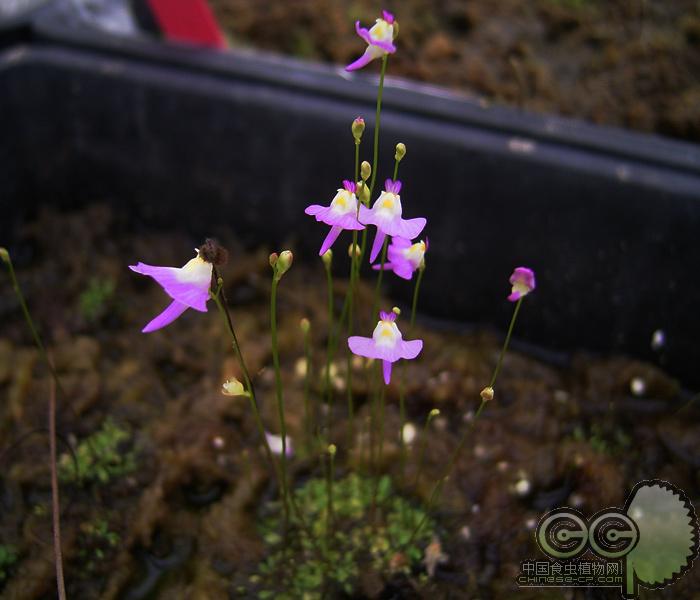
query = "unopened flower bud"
(392, 21, 400, 40)
(328, 444, 337, 456)
(480, 386, 494, 402)
(429, 408, 440, 418)
(274, 250, 293, 279)
(348, 243, 361, 258)
(392, 306, 401, 315)
(222, 378, 249, 397)
(357, 181, 370, 205)
(361, 161, 371, 182)
(352, 117, 365, 144)
(321, 249, 333, 269)
(0, 247, 9, 265)
(300, 318, 311, 334)
(395, 142, 406, 162)
(269, 252, 278, 267)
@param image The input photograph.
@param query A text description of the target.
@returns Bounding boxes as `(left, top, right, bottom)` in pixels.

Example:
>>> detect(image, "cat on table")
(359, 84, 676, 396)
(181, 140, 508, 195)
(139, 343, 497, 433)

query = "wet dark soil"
(1, 205, 699, 598)
(211, 0, 700, 142)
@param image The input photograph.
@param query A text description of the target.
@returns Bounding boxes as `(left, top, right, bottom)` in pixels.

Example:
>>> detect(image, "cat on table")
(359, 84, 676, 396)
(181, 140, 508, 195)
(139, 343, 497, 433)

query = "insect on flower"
(346, 10, 397, 72)
(129, 250, 213, 332)
(360, 179, 427, 263)
(305, 180, 365, 256)
(373, 236, 428, 280)
(508, 267, 536, 302)
(348, 310, 423, 384)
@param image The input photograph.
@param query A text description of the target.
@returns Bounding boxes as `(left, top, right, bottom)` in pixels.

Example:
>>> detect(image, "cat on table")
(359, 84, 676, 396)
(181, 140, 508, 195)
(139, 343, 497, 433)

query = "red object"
(146, 0, 226, 49)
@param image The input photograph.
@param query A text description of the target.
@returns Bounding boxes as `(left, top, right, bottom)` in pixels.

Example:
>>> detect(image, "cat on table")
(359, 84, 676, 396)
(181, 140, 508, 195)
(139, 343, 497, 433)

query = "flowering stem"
(370, 236, 389, 325)
(368, 54, 389, 200)
(413, 409, 439, 489)
(489, 297, 522, 388)
(1, 250, 65, 398)
(270, 274, 291, 519)
(407, 298, 524, 545)
(392, 156, 400, 181)
(210, 277, 286, 519)
(397, 265, 425, 493)
(345, 142, 361, 448)
(323, 258, 334, 427)
(410, 266, 425, 331)
(1, 250, 66, 599)
(302, 323, 313, 451)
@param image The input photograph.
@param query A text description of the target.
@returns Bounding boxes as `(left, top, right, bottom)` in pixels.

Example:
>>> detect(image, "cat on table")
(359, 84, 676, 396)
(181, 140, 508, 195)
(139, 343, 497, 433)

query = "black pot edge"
(10, 0, 700, 178)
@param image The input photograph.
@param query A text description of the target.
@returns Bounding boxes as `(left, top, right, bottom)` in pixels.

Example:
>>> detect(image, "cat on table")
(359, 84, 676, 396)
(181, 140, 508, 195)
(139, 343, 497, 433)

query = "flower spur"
(345, 10, 397, 72)
(129, 250, 213, 332)
(348, 310, 423, 384)
(360, 179, 427, 263)
(305, 180, 365, 255)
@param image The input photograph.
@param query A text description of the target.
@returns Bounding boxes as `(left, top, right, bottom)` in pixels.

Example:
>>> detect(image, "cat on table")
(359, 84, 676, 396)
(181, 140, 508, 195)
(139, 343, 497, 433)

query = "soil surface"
(1, 205, 699, 598)
(211, 0, 700, 142)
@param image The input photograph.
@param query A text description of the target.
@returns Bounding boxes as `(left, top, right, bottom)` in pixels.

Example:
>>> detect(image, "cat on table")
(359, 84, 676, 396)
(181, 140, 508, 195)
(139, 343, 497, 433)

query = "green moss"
(79, 277, 115, 323)
(0, 544, 18, 585)
(256, 474, 435, 598)
(77, 518, 120, 574)
(59, 417, 137, 485)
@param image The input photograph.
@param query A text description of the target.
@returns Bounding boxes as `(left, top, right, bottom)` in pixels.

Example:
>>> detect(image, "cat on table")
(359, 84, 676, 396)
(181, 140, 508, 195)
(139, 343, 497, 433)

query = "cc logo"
(537, 508, 639, 560)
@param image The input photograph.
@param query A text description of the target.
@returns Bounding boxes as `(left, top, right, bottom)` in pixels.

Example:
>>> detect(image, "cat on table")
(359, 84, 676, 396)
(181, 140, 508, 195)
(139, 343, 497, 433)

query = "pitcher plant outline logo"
(517, 479, 699, 598)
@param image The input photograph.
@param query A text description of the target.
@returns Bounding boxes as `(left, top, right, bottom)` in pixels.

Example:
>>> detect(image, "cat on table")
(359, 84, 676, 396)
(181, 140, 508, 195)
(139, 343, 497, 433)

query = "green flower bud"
(361, 161, 371, 182)
(0, 247, 9, 265)
(222, 378, 249, 397)
(348, 243, 361, 258)
(392, 306, 401, 315)
(352, 117, 365, 144)
(328, 444, 337, 456)
(395, 142, 406, 162)
(321, 249, 333, 269)
(429, 408, 440, 418)
(480, 387, 494, 402)
(357, 181, 370, 205)
(300, 318, 311, 334)
(274, 250, 293, 279)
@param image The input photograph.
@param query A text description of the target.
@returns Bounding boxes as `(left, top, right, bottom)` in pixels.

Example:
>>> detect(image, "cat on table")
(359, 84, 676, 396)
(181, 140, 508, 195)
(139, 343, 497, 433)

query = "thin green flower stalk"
(368, 55, 389, 199)
(300, 318, 313, 450)
(269, 251, 294, 518)
(1, 247, 67, 600)
(345, 118, 364, 448)
(413, 408, 440, 489)
(407, 296, 527, 546)
(211, 280, 286, 519)
(321, 250, 334, 421)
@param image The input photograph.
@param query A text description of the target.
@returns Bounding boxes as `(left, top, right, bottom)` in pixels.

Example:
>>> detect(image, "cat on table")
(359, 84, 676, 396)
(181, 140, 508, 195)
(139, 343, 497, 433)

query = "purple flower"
(373, 236, 428, 280)
(348, 310, 423, 384)
(359, 179, 426, 263)
(305, 180, 365, 256)
(129, 251, 212, 332)
(345, 10, 397, 72)
(508, 267, 536, 302)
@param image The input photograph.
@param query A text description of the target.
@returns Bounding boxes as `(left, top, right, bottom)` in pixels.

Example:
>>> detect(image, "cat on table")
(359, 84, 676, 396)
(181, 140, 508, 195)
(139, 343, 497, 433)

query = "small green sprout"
(59, 417, 137, 485)
(77, 518, 120, 573)
(0, 544, 18, 585)
(256, 474, 436, 597)
(79, 277, 115, 322)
